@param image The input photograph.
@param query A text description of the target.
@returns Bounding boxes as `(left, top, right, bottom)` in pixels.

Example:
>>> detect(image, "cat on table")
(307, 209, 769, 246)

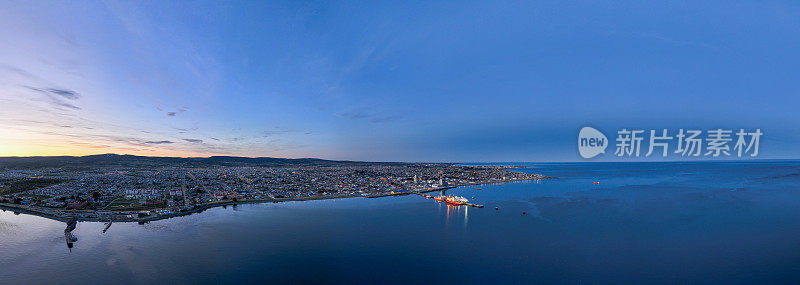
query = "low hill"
(0, 154, 412, 169)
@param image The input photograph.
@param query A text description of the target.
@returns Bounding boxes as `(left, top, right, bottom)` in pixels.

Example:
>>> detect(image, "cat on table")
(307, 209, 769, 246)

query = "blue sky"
(0, 1, 798, 161)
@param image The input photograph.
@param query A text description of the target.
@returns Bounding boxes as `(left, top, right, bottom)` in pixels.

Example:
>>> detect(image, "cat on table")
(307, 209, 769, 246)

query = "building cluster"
(0, 163, 544, 220)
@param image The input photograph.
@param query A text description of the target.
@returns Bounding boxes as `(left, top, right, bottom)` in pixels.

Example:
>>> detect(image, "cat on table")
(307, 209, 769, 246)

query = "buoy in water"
(522, 211, 526, 215)
(495, 207, 499, 210)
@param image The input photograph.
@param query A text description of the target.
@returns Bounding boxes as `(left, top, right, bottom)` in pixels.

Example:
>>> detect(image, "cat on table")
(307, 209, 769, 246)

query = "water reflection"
(442, 203, 469, 226)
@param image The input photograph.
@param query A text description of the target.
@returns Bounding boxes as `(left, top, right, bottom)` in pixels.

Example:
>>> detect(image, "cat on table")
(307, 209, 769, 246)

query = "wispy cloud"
(183, 138, 203, 143)
(261, 127, 293, 138)
(21, 85, 81, 110)
(337, 109, 401, 124)
(144, 140, 174, 144)
(165, 107, 187, 117)
(46, 88, 80, 100)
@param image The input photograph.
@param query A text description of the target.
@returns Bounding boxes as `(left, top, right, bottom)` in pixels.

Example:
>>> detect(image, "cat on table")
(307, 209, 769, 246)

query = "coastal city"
(0, 155, 546, 223)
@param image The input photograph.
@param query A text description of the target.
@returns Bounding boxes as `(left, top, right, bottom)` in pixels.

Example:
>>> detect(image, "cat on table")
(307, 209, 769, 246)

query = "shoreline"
(0, 176, 553, 224)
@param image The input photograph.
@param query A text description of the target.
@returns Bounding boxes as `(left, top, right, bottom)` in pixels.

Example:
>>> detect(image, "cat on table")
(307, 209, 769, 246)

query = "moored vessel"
(433, 195, 468, 205)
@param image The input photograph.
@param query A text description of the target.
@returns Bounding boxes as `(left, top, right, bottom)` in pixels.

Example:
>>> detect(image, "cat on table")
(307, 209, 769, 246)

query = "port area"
(414, 193, 484, 208)
(0, 176, 545, 223)
(363, 175, 550, 199)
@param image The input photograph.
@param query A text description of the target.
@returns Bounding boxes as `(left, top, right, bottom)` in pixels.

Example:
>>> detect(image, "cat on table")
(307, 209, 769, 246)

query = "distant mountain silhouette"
(0, 154, 409, 169)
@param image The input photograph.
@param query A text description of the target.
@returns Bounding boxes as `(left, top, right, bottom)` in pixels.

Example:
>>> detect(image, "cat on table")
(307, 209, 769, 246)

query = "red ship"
(434, 195, 468, 205)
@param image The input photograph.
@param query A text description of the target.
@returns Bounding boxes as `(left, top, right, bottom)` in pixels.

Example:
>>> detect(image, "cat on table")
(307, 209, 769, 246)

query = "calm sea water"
(1, 161, 799, 284)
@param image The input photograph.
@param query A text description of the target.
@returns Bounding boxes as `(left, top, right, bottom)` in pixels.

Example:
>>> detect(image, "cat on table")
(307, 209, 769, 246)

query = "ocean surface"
(1, 161, 799, 284)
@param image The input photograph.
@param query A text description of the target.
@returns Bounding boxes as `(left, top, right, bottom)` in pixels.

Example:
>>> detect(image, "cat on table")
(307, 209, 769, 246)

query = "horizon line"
(1, 153, 798, 164)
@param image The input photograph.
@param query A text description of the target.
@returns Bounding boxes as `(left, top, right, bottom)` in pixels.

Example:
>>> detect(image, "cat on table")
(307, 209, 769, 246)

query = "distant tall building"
(413, 174, 418, 183)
